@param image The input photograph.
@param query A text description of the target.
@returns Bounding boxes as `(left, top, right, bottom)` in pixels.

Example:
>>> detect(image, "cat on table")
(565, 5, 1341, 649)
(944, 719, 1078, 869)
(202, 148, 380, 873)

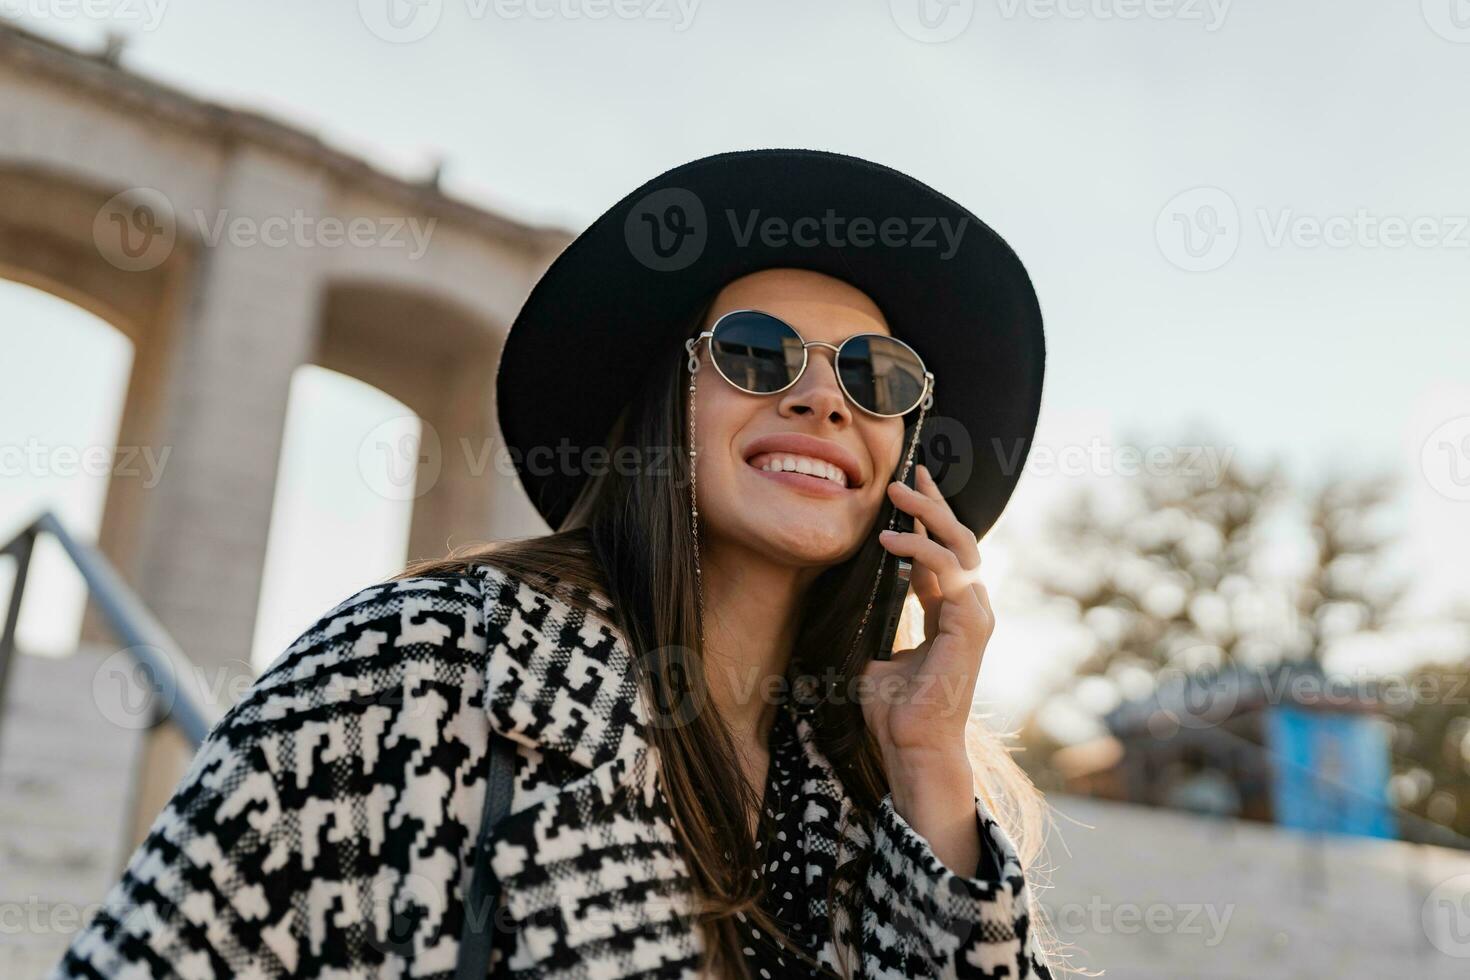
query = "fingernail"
(879, 529, 895, 538)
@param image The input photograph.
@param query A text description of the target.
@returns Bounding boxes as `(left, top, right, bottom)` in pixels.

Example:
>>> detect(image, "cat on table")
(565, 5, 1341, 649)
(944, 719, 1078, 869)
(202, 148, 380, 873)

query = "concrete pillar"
(132, 147, 326, 707)
(406, 343, 500, 562)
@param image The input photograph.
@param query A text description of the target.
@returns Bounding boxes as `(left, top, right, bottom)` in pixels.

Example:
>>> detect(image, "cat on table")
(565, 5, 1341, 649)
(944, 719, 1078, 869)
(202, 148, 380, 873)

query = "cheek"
(692, 369, 753, 473)
(847, 425, 905, 527)
(869, 421, 907, 482)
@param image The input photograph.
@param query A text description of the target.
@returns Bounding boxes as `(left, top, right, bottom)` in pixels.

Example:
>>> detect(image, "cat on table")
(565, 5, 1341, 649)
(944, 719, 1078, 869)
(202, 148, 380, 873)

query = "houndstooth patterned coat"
(53, 562, 1050, 979)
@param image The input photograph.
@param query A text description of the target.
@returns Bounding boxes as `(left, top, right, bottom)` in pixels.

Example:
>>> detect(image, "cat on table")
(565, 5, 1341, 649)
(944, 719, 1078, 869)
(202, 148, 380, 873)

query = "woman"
(54, 149, 1058, 979)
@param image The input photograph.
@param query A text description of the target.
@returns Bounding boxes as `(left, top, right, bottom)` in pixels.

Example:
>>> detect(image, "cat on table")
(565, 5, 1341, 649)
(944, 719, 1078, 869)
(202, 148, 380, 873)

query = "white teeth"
(756, 453, 847, 487)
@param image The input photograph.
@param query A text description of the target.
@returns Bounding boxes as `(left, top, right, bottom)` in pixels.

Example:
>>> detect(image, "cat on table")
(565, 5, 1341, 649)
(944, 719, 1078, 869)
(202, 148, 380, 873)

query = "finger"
(879, 530, 992, 699)
(905, 516, 944, 645)
(973, 578, 995, 627)
(888, 476, 981, 571)
(908, 516, 943, 594)
(917, 463, 982, 571)
(878, 529, 989, 630)
(886, 473, 989, 643)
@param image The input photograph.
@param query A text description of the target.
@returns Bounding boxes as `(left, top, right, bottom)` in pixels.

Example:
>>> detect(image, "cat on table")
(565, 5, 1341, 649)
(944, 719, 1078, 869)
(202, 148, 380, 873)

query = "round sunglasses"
(684, 309, 934, 418)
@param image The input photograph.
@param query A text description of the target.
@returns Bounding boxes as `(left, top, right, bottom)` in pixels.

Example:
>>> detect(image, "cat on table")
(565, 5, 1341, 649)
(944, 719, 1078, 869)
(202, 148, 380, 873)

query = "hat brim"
(496, 148, 1044, 537)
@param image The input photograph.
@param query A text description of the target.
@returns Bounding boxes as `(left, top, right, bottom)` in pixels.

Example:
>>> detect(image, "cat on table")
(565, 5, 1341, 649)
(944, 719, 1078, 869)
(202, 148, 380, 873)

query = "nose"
(777, 346, 851, 426)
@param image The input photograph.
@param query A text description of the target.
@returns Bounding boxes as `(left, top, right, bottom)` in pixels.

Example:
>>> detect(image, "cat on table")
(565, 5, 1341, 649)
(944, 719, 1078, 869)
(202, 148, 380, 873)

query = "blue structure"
(1090, 661, 1408, 842)
(1264, 704, 1397, 839)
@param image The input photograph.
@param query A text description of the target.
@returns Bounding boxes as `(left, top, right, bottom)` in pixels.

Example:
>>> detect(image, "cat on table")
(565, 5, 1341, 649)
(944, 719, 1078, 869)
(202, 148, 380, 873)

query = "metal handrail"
(0, 511, 218, 752)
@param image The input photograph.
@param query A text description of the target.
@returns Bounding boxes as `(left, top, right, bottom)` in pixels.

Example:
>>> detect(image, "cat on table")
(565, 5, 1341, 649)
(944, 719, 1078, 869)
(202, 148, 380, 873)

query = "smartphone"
(872, 452, 919, 662)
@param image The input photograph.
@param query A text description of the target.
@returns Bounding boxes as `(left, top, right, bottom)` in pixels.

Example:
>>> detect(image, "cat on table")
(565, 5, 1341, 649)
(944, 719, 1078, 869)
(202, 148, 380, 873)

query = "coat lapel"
(478, 568, 655, 785)
(473, 566, 701, 975)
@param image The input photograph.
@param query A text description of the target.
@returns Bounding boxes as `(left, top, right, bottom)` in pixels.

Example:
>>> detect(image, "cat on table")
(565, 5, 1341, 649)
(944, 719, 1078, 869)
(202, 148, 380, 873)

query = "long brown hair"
(400, 296, 1059, 978)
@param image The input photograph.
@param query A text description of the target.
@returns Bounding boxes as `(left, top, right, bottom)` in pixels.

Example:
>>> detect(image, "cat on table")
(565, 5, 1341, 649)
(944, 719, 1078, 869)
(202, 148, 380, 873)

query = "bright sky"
(2, 2, 1468, 719)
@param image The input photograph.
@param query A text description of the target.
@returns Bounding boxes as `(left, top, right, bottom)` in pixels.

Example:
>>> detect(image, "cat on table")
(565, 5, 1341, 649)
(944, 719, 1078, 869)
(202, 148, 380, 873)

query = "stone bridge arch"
(0, 165, 199, 645)
(1, 21, 568, 691)
(314, 280, 515, 565)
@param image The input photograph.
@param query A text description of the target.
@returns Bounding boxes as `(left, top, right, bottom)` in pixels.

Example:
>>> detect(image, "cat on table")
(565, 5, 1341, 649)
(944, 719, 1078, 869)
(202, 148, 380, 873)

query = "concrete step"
(0, 646, 149, 979)
(1, 935, 81, 980)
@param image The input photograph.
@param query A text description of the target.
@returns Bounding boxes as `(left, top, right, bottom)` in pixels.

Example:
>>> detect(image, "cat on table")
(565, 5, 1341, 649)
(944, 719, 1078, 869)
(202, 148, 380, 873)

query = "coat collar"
(471, 562, 877, 974)
(470, 562, 849, 815)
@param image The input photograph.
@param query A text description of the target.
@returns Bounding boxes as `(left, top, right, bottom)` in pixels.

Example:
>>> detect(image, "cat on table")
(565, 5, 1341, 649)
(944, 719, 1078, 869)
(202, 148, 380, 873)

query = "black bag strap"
(455, 733, 517, 979)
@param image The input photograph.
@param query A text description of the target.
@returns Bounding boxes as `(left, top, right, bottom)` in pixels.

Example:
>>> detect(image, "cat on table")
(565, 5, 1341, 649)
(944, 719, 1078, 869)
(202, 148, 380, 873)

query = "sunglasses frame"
(686, 308, 935, 419)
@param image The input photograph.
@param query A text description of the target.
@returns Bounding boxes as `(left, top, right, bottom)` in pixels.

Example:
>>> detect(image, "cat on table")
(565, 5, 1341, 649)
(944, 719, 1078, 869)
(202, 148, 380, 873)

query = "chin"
(750, 520, 860, 567)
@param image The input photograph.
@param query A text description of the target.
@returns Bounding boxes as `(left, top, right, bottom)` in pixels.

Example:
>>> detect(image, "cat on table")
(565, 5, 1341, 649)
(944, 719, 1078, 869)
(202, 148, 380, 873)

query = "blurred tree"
(1027, 448, 1403, 681)
(1031, 449, 1282, 681)
(1386, 660, 1470, 839)
(1017, 440, 1470, 839)
(1294, 474, 1410, 663)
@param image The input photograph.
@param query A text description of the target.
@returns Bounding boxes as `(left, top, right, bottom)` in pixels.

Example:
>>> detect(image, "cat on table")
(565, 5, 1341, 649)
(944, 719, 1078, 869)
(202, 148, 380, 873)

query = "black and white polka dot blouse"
(732, 698, 823, 977)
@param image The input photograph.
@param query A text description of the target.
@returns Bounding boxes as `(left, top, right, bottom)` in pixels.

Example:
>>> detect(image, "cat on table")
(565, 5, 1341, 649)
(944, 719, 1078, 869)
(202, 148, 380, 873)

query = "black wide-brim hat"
(497, 148, 1045, 538)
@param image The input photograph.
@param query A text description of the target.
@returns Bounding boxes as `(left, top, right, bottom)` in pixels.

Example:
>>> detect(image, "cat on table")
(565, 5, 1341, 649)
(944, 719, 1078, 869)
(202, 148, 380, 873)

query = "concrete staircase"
(0, 646, 149, 979)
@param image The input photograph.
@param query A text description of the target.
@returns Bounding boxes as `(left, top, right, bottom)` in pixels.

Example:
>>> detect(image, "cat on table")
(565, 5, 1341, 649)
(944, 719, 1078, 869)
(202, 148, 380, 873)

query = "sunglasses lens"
(709, 311, 804, 394)
(837, 335, 927, 415)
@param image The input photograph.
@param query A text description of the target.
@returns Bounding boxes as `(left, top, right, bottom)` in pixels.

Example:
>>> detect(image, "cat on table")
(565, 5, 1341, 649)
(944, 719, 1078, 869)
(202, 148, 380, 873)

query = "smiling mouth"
(746, 451, 852, 489)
